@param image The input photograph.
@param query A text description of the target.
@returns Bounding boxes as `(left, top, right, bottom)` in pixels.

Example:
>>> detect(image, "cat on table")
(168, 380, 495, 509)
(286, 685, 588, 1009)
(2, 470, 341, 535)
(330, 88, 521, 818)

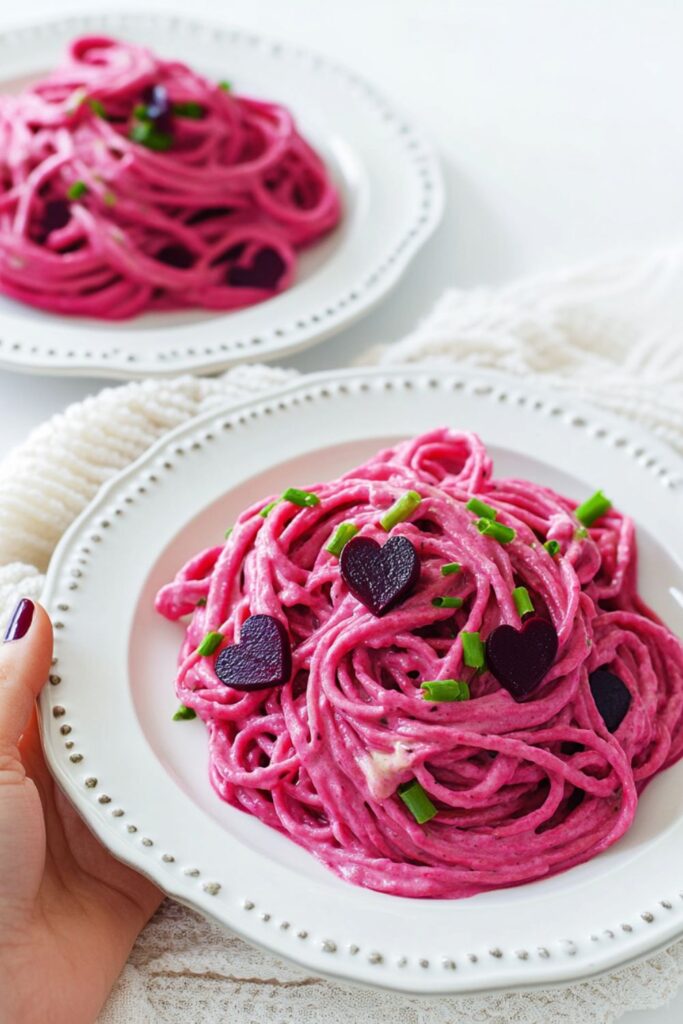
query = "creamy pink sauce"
(156, 430, 683, 898)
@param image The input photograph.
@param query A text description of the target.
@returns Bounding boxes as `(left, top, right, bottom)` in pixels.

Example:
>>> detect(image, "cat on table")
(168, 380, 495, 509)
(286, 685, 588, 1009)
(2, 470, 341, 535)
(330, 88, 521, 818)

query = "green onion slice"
(88, 98, 106, 117)
(172, 704, 196, 721)
(432, 596, 463, 609)
(512, 585, 534, 617)
(461, 630, 485, 669)
(421, 679, 470, 702)
(440, 562, 461, 576)
(379, 490, 422, 531)
(196, 597, 207, 607)
(544, 539, 560, 556)
(325, 521, 359, 557)
(466, 497, 497, 519)
(260, 501, 278, 518)
(224, 526, 233, 539)
(130, 120, 172, 151)
(218, 80, 232, 91)
(67, 180, 88, 200)
(398, 780, 437, 824)
(575, 489, 612, 527)
(476, 518, 516, 544)
(196, 631, 223, 656)
(282, 487, 320, 508)
(173, 101, 204, 118)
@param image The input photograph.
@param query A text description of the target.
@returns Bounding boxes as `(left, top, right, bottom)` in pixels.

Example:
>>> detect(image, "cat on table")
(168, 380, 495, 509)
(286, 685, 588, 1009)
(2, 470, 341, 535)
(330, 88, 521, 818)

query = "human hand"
(0, 600, 162, 1024)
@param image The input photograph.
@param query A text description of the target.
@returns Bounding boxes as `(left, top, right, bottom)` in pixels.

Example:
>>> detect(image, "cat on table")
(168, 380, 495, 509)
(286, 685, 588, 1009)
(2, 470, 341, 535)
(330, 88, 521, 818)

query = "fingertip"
(1, 599, 54, 699)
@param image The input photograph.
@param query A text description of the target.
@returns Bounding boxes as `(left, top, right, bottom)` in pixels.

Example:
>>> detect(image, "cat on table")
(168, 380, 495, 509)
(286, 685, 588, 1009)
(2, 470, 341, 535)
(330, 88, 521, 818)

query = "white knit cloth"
(1, 248, 683, 1024)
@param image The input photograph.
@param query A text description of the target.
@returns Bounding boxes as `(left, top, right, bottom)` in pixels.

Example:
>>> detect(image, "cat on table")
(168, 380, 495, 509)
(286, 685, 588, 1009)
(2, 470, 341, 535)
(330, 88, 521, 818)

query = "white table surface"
(1, 2, 681, 1020)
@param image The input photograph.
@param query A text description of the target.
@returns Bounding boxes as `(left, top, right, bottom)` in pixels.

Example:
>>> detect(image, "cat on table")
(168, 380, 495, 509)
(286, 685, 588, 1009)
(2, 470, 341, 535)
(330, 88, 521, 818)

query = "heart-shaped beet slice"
(588, 668, 631, 732)
(340, 535, 420, 617)
(486, 616, 558, 701)
(227, 248, 286, 289)
(215, 614, 291, 692)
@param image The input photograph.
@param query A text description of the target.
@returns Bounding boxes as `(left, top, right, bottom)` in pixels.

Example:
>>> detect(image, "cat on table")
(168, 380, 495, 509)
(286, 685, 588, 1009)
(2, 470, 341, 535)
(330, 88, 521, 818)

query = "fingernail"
(4, 599, 35, 643)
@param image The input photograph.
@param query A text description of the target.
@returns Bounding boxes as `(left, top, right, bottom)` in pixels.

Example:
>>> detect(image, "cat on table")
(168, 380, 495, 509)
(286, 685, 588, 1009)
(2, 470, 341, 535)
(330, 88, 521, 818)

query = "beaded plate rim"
(0, 11, 443, 380)
(39, 366, 683, 996)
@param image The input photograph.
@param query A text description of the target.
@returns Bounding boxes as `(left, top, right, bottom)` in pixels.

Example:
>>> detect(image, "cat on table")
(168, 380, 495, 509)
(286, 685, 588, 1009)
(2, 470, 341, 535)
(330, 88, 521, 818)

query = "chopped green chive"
(196, 597, 207, 607)
(399, 780, 437, 824)
(218, 80, 232, 91)
(379, 490, 422, 531)
(461, 631, 485, 670)
(421, 679, 470, 702)
(260, 501, 278, 518)
(133, 103, 149, 119)
(224, 526, 233, 539)
(173, 101, 204, 118)
(196, 631, 223, 656)
(476, 518, 516, 544)
(575, 489, 612, 527)
(466, 497, 497, 520)
(544, 539, 560, 557)
(432, 596, 463, 610)
(440, 562, 461, 576)
(88, 98, 106, 117)
(325, 521, 359, 557)
(282, 487, 320, 508)
(130, 120, 173, 151)
(172, 704, 196, 721)
(575, 526, 589, 540)
(67, 180, 88, 200)
(512, 586, 534, 617)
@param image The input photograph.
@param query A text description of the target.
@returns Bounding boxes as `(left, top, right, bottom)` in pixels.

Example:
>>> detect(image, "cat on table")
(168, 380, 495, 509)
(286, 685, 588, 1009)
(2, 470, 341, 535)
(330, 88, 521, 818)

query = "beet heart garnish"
(227, 248, 286, 289)
(588, 668, 632, 732)
(215, 614, 291, 691)
(486, 616, 558, 702)
(340, 535, 420, 617)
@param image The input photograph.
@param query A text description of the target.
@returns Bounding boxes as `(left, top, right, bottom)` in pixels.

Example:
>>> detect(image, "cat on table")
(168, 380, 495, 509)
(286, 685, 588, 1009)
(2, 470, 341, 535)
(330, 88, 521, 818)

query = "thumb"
(0, 600, 53, 764)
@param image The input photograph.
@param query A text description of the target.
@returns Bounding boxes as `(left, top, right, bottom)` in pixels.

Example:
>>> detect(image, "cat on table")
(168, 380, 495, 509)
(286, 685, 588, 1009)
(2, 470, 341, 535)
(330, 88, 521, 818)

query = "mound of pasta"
(0, 36, 340, 318)
(157, 430, 683, 898)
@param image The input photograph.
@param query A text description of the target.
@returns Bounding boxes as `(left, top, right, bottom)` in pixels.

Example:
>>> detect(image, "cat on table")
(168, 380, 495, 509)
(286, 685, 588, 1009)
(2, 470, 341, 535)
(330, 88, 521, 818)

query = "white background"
(0, 2, 681, 1020)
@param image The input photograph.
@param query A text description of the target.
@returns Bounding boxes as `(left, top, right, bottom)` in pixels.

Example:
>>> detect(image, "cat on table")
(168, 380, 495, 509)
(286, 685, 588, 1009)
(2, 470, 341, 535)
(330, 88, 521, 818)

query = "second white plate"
(0, 13, 442, 378)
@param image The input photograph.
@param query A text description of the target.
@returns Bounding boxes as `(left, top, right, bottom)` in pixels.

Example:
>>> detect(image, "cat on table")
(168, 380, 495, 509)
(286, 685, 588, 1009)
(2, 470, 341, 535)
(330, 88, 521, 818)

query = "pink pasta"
(0, 36, 340, 318)
(156, 430, 683, 898)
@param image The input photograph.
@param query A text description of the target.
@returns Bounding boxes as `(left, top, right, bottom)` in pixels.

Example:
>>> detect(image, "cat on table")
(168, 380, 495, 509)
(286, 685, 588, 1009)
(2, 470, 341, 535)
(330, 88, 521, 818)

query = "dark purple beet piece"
(43, 199, 71, 234)
(156, 243, 195, 269)
(339, 535, 420, 617)
(227, 247, 286, 289)
(214, 614, 291, 692)
(143, 83, 172, 129)
(589, 668, 631, 732)
(486, 616, 558, 702)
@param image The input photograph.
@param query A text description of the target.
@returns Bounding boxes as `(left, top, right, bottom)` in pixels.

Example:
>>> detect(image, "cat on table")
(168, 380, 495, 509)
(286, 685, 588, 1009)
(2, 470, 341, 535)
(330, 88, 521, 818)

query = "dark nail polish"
(4, 599, 35, 643)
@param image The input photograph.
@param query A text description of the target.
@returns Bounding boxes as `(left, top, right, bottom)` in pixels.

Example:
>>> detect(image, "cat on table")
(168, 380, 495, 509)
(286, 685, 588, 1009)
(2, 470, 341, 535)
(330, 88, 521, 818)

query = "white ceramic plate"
(0, 13, 442, 380)
(39, 367, 683, 996)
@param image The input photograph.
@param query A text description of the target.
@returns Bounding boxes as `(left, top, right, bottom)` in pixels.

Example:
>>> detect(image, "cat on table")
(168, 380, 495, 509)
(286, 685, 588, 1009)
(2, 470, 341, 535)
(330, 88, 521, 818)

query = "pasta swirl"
(0, 36, 340, 318)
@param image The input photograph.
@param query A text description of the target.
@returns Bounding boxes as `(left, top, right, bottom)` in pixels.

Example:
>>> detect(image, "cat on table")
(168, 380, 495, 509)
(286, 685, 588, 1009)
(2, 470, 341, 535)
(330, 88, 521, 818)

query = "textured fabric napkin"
(1, 248, 682, 1023)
